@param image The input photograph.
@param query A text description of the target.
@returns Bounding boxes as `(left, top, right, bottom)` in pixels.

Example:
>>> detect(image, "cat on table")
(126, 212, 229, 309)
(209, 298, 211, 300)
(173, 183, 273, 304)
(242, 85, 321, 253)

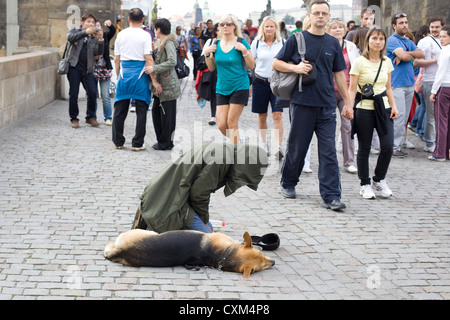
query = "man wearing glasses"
(387, 13, 425, 158)
(273, 0, 352, 211)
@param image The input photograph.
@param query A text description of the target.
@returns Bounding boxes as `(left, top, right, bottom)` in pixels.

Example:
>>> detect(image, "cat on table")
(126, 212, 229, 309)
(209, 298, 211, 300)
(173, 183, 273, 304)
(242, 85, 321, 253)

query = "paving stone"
(0, 70, 449, 301)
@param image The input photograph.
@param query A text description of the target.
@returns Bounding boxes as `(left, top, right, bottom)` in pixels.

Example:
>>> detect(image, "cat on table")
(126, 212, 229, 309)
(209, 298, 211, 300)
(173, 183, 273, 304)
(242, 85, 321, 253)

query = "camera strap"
(359, 60, 383, 91)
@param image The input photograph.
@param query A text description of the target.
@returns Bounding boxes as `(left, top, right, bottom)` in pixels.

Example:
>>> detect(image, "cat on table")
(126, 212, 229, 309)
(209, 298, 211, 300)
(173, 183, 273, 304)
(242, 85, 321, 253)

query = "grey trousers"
(422, 81, 436, 148)
(392, 86, 415, 151)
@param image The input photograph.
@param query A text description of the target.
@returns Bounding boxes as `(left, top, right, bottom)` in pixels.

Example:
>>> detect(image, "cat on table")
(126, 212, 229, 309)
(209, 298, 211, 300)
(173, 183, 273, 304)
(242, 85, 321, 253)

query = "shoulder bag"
(300, 33, 325, 87)
(270, 32, 304, 100)
(57, 42, 70, 75)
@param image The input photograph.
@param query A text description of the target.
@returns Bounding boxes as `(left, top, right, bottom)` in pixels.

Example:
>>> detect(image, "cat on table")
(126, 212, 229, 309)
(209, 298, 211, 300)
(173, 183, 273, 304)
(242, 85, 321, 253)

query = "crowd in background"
(63, 1, 449, 214)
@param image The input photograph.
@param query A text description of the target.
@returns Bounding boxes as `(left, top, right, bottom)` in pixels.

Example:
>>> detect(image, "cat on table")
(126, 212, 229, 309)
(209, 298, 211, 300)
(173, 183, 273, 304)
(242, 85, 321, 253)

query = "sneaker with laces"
(345, 165, 358, 174)
(392, 150, 407, 158)
(402, 140, 415, 149)
(322, 199, 346, 211)
(360, 184, 376, 199)
(372, 180, 392, 198)
(131, 145, 146, 152)
(428, 156, 445, 162)
(280, 184, 296, 199)
(423, 145, 435, 153)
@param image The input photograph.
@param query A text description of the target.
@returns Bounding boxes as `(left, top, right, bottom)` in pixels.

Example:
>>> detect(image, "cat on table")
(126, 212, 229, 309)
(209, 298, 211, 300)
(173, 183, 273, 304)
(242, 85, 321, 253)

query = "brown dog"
(104, 230, 275, 277)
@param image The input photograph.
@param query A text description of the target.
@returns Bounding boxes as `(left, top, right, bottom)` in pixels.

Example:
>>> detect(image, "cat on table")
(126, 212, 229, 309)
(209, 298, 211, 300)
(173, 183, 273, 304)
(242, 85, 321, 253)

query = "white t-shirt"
(115, 27, 153, 61)
(251, 39, 284, 79)
(418, 35, 442, 82)
(431, 45, 450, 94)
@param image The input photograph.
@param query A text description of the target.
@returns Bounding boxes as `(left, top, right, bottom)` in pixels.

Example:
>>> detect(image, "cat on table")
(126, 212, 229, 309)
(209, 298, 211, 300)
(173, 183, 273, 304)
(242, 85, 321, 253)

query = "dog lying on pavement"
(104, 229, 275, 278)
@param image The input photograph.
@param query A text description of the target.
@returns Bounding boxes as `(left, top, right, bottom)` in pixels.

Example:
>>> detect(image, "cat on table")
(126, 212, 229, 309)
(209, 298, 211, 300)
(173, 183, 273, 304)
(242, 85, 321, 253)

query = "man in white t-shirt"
(112, 8, 161, 152)
(415, 16, 445, 153)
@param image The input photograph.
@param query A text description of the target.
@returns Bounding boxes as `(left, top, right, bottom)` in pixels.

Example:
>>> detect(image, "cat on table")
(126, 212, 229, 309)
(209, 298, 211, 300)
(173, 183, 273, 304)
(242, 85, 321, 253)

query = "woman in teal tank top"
(204, 14, 255, 144)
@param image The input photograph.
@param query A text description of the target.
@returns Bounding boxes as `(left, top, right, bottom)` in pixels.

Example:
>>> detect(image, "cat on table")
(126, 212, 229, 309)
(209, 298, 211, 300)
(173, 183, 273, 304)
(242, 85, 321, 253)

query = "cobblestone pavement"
(0, 74, 449, 300)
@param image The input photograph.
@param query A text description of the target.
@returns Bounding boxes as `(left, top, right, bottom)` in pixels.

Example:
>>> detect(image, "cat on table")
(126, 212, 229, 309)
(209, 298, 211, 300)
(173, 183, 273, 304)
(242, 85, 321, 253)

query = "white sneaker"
(372, 180, 392, 198)
(423, 145, 435, 153)
(345, 165, 358, 174)
(402, 140, 415, 149)
(302, 166, 312, 173)
(360, 184, 376, 199)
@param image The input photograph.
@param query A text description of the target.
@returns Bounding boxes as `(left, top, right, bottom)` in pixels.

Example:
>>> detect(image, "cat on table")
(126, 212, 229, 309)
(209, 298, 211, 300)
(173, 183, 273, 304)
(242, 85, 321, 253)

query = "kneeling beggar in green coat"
(137, 143, 269, 233)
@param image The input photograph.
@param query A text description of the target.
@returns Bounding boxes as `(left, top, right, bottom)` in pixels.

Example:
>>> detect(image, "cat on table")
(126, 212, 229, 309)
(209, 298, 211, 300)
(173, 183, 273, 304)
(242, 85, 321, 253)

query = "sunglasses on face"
(220, 22, 235, 27)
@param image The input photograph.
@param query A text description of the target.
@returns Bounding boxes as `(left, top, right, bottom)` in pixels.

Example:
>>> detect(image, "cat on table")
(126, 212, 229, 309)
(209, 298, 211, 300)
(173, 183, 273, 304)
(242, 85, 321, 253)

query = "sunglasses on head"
(220, 22, 235, 27)
(395, 13, 407, 18)
(328, 17, 344, 23)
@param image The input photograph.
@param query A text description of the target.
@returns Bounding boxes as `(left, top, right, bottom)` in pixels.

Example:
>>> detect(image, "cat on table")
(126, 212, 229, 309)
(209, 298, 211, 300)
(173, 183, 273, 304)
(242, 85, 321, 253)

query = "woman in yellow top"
(348, 27, 399, 200)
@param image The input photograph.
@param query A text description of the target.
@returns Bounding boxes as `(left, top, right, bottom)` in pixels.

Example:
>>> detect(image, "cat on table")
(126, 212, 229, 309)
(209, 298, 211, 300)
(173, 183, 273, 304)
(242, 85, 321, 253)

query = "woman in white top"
(429, 25, 450, 161)
(251, 16, 285, 159)
(327, 18, 360, 174)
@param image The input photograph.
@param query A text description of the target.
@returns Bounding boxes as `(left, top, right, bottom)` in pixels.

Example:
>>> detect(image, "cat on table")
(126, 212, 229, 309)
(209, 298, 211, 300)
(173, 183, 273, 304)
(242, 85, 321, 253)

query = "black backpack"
(175, 48, 190, 79)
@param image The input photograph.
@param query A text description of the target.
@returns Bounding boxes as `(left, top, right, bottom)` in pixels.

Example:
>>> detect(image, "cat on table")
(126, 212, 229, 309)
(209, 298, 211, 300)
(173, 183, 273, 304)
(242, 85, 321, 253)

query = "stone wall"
(17, 0, 121, 55)
(364, 0, 449, 35)
(0, 50, 59, 129)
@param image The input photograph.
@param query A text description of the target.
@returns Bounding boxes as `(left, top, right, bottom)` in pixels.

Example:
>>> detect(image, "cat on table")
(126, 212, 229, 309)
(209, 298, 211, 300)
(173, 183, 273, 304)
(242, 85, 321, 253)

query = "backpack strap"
(294, 32, 306, 92)
(295, 32, 306, 61)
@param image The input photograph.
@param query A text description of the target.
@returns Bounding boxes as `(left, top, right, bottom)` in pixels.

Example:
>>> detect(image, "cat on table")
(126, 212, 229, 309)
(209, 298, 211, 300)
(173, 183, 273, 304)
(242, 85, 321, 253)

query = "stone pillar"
(6, 0, 19, 56)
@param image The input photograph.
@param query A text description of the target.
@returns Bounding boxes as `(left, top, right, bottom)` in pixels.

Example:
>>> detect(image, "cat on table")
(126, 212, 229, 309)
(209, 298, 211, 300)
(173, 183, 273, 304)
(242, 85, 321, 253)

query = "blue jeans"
(185, 213, 213, 233)
(411, 93, 426, 136)
(67, 67, 97, 121)
(98, 79, 112, 121)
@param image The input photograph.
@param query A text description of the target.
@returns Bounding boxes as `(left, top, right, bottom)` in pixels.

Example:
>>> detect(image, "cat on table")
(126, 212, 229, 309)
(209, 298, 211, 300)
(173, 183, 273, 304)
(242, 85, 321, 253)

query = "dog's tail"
(103, 242, 120, 261)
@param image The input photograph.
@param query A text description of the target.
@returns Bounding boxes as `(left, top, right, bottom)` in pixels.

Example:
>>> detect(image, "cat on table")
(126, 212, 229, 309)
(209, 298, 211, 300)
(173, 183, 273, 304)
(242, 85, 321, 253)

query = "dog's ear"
(242, 265, 253, 278)
(243, 231, 252, 248)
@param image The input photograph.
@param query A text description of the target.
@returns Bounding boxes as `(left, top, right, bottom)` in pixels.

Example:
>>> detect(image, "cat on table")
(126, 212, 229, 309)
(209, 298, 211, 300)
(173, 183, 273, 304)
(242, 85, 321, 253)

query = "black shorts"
(216, 89, 250, 106)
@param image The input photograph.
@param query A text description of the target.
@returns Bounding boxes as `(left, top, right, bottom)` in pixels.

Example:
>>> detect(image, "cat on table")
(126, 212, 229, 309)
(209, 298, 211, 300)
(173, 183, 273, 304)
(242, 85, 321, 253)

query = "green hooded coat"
(139, 143, 268, 233)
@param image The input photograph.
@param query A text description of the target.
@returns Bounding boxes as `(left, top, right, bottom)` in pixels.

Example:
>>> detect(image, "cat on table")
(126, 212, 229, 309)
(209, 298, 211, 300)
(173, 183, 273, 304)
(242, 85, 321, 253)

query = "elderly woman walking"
(251, 16, 286, 159)
(327, 18, 360, 173)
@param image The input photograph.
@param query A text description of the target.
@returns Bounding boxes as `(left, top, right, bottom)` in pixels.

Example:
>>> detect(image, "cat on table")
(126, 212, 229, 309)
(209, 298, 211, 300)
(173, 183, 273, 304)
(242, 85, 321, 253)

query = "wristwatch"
(205, 53, 211, 58)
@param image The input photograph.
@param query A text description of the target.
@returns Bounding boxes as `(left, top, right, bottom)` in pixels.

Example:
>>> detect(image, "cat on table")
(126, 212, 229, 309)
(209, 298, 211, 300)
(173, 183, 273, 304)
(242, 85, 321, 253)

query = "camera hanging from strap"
(359, 60, 383, 98)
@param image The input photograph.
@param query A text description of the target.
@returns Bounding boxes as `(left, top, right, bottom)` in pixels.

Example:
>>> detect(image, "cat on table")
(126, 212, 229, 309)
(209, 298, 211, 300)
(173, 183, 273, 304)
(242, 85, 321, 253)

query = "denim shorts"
(251, 78, 283, 114)
(216, 89, 249, 106)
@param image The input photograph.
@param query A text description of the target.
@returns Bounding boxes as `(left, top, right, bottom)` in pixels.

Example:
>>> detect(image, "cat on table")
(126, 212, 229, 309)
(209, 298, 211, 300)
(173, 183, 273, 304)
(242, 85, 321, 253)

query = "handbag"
(270, 32, 304, 100)
(175, 47, 190, 79)
(93, 66, 112, 81)
(57, 42, 70, 75)
(93, 56, 112, 81)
